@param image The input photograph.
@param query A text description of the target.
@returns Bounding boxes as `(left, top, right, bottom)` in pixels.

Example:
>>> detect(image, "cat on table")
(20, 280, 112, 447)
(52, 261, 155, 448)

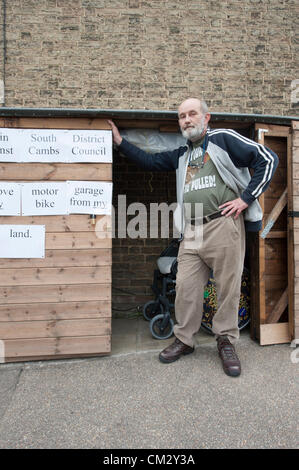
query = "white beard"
(181, 116, 206, 141)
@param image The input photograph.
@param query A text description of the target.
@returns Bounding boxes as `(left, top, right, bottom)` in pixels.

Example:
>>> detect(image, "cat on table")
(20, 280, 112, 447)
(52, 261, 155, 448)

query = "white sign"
(67, 181, 113, 215)
(0, 183, 21, 215)
(0, 128, 112, 163)
(21, 182, 68, 216)
(0, 225, 45, 258)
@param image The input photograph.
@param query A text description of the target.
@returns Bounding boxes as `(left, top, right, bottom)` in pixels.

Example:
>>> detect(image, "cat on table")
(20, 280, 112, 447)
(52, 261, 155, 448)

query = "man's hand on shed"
(107, 120, 123, 146)
(219, 198, 249, 219)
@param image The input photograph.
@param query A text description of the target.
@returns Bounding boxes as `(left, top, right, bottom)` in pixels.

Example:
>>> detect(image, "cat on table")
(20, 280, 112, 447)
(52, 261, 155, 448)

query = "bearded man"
(108, 98, 278, 377)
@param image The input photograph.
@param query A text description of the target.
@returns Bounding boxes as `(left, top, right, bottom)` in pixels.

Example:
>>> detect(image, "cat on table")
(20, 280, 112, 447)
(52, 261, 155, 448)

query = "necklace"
(188, 138, 206, 169)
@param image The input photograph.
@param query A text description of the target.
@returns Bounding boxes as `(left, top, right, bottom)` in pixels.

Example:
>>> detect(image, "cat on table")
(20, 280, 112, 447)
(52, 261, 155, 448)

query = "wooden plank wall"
(0, 117, 112, 362)
(263, 134, 288, 325)
(292, 120, 299, 340)
(251, 124, 292, 345)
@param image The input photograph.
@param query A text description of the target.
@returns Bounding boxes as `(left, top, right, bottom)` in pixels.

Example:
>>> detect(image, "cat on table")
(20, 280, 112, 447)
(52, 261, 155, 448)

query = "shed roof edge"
(0, 107, 298, 125)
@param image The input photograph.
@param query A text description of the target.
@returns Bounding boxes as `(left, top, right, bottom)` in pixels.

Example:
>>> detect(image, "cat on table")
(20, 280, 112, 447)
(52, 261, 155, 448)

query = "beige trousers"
(173, 215, 246, 347)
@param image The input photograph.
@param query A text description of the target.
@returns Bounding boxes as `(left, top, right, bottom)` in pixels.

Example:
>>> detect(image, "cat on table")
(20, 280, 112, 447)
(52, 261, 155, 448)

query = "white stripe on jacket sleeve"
(207, 128, 275, 198)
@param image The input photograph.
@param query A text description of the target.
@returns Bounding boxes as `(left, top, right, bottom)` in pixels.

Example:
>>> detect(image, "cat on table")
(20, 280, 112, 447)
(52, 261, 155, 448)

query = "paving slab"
(0, 324, 297, 449)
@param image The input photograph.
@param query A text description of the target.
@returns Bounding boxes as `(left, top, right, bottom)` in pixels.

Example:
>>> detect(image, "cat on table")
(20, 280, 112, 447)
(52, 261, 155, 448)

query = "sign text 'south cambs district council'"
(0, 128, 112, 163)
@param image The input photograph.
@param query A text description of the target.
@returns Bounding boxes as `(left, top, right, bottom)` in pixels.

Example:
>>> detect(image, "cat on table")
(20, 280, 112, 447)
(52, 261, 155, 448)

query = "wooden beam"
(260, 188, 287, 238)
(0, 117, 111, 130)
(0, 301, 112, 321)
(0, 163, 112, 181)
(255, 123, 291, 137)
(266, 288, 288, 324)
(288, 127, 295, 341)
(3, 335, 111, 361)
(0, 248, 112, 268)
(0, 215, 109, 233)
(0, 283, 111, 304)
(0, 318, 111, 340)
(265, 231, 287, 239)
(260, 322, 291, 345)
(0, 266, 111, 286)
(254, 124, 267, 327)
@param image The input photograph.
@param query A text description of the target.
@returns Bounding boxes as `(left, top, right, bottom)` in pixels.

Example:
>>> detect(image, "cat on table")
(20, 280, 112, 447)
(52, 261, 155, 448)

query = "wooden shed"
(0, 108, 298, 363)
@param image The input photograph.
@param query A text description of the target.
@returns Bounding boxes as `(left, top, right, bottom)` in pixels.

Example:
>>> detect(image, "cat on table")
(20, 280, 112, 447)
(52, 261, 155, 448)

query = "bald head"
(178, 98, 209, 117)
(178, 98, 210, 142)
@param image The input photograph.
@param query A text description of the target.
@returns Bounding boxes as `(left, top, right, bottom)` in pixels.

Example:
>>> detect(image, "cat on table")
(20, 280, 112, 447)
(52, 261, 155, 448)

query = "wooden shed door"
(250, 123, 293, 345)
(291, 120, 299, 341)
(0, 117, 112, 362)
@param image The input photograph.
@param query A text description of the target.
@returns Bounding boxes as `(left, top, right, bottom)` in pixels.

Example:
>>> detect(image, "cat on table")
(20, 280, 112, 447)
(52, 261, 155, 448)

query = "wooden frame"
(291, 120, 299, 340)
(251, 123, 293, 345)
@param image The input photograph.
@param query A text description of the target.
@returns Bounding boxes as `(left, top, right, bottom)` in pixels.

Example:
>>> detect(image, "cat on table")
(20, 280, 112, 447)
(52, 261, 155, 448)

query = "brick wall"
(112, 146, 177, 316)
(0, 0, 298, 115)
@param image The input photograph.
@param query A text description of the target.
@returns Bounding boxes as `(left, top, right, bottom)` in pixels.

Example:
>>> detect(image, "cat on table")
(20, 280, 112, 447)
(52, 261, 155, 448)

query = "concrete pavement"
(0, 319, 298, 449)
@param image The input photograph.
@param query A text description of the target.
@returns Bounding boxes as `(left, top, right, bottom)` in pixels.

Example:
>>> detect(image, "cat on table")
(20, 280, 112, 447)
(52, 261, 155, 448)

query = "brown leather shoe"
(217, 336, 241, 377)
(159, 337, 194, 363)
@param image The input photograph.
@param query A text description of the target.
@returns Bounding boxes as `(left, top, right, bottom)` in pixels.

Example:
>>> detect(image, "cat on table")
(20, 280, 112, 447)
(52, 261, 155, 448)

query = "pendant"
(188, 147, 205, 169)
(189, 160, 204, 169)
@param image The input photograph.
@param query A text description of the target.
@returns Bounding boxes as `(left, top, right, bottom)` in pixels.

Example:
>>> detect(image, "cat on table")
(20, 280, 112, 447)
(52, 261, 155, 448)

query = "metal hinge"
(288, 211, 299, 218)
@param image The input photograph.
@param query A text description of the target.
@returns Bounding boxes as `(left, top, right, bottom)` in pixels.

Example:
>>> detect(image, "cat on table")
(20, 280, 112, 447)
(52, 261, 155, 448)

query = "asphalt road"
(0, 333, 298, 449)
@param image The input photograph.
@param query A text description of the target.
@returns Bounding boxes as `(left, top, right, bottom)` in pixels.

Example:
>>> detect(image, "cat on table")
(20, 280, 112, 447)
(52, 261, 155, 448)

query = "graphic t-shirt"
(183, 141, 237, 218)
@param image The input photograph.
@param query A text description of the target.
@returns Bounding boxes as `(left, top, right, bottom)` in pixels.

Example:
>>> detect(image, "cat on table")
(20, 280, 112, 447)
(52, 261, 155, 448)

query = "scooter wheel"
(149, 314, 174, 340)
(143, 301, 163, 321)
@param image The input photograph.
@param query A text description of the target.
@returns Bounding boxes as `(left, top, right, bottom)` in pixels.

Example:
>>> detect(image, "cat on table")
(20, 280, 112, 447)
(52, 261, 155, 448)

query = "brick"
(2, 0, 296, 112)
